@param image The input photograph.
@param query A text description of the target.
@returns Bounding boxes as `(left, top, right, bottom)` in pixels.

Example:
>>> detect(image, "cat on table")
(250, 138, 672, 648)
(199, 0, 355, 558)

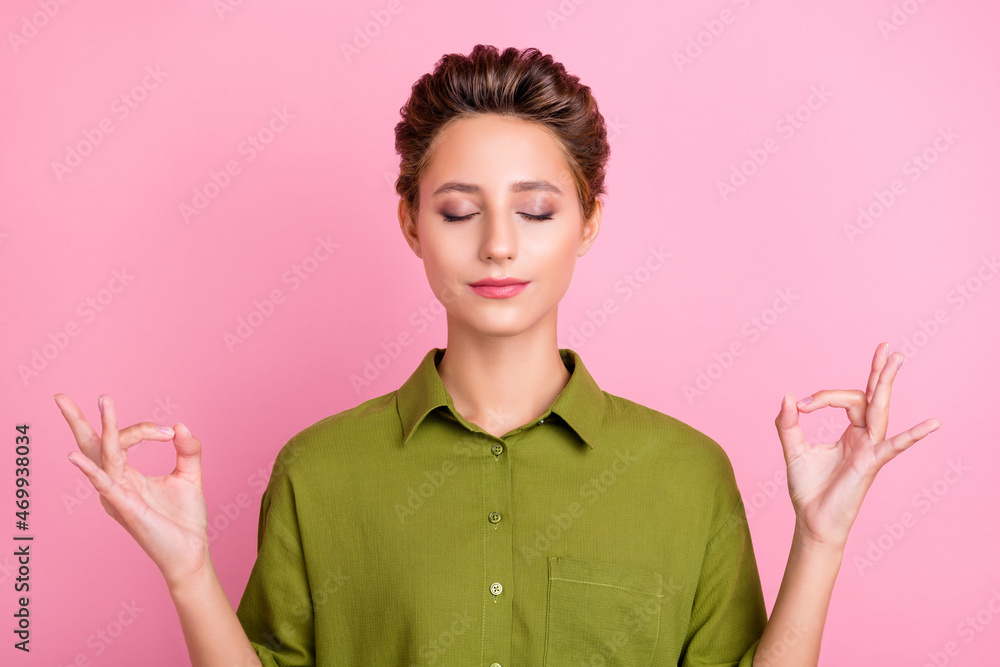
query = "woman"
(56, 44, 941, 666)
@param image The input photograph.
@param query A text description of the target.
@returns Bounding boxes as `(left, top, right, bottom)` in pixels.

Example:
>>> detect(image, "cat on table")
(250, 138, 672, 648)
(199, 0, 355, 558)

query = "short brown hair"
(394, 44, 609, 222)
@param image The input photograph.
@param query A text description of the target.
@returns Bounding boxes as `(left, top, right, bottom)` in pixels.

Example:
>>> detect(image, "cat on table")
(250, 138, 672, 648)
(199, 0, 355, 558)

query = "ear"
(398, 199, 422, 258)
(577, 198, 602, 257)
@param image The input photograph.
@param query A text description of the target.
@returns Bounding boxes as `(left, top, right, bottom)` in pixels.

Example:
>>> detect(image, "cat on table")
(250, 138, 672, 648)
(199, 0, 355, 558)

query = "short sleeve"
(236, 466, 315, 667)
(679, 459, 767, 666)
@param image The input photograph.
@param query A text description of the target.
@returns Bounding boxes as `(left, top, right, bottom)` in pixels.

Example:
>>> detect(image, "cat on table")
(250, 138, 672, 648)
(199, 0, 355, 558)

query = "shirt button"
(490, 663, 502, 667)
(488, 511, 501, 524)
(491, 442, 503, 456)
(490, 582, 503, 596)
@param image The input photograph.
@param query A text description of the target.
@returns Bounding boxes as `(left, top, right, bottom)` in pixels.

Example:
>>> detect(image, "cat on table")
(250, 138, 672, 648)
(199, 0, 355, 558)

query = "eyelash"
(443, 213, 554, 222)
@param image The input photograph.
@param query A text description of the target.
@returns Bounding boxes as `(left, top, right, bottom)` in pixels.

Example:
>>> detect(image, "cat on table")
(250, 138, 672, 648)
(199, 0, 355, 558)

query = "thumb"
(170, 422, 202, 484)
(775, 391, 806, 464)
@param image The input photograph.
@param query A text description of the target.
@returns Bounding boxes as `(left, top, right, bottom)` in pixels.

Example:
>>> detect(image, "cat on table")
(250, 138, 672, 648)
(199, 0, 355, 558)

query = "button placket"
(481, 434, 513, 666)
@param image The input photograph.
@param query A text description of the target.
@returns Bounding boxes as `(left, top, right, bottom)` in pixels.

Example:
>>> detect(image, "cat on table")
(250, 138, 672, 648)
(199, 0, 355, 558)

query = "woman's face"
(399, 113, 601, 341)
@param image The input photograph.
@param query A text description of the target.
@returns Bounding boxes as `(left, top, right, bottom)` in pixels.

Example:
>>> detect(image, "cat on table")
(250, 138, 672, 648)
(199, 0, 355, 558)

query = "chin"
(456, 314, 540, 339)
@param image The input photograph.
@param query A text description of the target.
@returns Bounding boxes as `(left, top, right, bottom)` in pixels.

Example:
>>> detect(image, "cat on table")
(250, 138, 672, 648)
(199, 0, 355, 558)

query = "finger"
(67, 451, 134, 524)
(867, 350, 904, 443)
(865, 342, 889, 402)
(872, 418, 942, 468)
(795, 389, 868, 428)
(118, 422, 176, 449)
(99, 394, 126, 481)
(774, 392, 807, 463)
(170, 423, 202, 484)
(54, 393, 102, 463)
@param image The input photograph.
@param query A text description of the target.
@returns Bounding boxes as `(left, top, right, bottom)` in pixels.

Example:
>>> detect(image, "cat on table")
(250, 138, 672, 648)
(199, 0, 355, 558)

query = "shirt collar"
(396, 347, 605, 449)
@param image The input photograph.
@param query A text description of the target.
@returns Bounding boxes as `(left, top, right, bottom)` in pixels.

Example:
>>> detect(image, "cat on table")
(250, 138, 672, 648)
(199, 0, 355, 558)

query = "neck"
(436, 316, 571, 438)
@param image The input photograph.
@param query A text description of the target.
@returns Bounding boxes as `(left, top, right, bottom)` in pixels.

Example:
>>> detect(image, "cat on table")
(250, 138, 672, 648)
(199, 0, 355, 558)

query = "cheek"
(534, 231, 579, 268)
(422, 248, 465, 295)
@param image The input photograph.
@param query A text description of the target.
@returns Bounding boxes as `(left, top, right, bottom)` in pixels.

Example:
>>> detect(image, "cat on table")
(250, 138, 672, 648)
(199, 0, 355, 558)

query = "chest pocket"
(543, 556, 663, 666)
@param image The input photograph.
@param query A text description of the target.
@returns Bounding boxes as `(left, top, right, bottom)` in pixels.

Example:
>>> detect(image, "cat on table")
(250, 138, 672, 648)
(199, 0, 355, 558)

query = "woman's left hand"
(774, 341, 942, 550)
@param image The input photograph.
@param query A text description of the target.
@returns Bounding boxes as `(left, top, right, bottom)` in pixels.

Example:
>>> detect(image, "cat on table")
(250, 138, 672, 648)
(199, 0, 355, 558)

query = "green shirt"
(236, 347, 767, 666)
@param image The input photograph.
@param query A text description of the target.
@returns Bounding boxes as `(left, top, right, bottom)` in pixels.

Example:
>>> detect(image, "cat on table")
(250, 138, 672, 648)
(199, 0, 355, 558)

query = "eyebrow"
(431, 180, 564, 197)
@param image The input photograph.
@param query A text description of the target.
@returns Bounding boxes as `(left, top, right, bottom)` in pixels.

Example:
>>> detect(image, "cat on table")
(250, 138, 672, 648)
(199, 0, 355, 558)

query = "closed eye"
(442, 213, 554, 222)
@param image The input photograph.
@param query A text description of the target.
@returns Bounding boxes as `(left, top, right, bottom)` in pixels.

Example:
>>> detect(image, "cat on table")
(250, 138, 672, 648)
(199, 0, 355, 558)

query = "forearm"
(753, 520, 844, 667)
(168, 559, 262, 667)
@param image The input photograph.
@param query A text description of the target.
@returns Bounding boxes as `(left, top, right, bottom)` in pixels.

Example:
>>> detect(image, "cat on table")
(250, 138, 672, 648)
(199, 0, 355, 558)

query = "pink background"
(2, 0, 998, 664)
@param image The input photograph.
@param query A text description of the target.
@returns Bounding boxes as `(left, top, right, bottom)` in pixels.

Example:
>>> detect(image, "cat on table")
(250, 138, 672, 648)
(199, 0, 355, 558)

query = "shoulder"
(590, 389, 748, 534)
(267, 388, 401, 483)
(599, 389, 739, 485)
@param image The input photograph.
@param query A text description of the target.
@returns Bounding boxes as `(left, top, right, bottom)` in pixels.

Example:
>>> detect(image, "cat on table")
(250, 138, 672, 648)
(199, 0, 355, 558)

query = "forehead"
(422, 114, 573, 193)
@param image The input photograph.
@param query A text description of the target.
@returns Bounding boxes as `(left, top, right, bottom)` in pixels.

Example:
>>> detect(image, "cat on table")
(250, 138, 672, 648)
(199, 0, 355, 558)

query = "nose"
(479, 209, 517, 262)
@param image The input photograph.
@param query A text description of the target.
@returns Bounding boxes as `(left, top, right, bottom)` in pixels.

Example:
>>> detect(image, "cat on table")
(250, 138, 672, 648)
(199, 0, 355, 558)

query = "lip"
(469, 277, 528, 287)
(469, 277, 529, 299)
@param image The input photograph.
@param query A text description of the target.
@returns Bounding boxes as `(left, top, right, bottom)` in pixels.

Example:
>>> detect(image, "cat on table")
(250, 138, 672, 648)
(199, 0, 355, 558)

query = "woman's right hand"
(55, 393, 212, 591)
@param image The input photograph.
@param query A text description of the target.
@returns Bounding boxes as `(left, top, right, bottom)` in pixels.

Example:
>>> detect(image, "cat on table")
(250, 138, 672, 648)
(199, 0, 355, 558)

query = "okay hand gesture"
(774, 342, 942, 549)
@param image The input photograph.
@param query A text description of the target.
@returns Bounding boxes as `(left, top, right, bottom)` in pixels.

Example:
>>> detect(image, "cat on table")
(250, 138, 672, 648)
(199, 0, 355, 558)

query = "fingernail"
(157, 425, 175, 435)
(98, 396, 104, 415)
(796, 395, 813, 407)
(897, 355, 904, 368)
